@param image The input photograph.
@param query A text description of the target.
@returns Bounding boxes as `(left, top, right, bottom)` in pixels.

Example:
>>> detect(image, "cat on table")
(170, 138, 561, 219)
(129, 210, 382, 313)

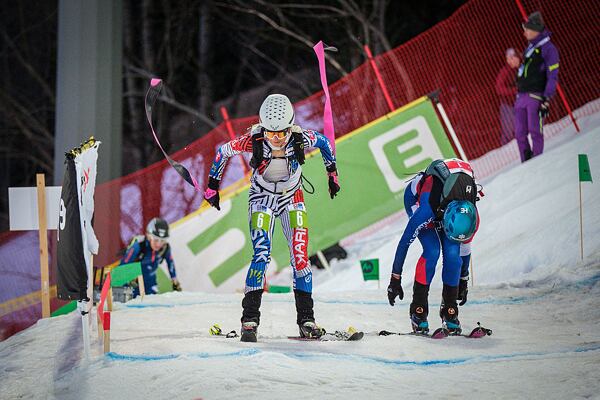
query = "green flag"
(360, 259, 379, 281)
(579, 154, 592, 182)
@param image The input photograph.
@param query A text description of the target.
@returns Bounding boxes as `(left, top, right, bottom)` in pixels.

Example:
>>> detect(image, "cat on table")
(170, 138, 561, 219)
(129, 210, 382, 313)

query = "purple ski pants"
(514, 93, 543, 162)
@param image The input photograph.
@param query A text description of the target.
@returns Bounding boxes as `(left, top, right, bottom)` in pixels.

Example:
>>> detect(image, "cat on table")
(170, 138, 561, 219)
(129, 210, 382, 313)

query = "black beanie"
(523, 11, 544, 32)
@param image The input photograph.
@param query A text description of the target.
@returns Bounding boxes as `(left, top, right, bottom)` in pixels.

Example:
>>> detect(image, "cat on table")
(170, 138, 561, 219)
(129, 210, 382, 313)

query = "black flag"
(57, 154, 88, 300)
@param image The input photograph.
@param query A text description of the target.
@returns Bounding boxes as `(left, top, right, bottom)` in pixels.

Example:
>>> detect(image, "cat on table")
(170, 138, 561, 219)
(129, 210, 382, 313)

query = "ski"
(288, 330, 364, 342)
(209, 323, 364, 342)
(377, 322, 492, 339)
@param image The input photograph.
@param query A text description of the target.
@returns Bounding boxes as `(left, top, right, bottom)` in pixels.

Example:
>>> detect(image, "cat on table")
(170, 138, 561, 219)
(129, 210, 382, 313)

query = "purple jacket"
(518, 30, 560, 99)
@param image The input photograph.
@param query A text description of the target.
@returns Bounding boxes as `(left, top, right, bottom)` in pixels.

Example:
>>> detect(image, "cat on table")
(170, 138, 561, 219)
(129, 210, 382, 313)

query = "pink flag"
(313, 41, 336, 153)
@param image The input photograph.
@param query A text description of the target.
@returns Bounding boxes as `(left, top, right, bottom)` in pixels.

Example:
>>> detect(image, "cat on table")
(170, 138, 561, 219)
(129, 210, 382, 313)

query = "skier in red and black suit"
(387, 158, 480, 335)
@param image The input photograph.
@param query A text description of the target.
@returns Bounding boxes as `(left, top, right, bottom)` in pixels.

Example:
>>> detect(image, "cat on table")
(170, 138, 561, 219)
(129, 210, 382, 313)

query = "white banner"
(74, 141, 101, 278)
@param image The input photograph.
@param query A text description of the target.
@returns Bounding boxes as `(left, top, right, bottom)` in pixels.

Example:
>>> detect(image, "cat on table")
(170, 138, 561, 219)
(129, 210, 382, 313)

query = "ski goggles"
(148, 234, 168, 245)
(264, 129, 290, 140)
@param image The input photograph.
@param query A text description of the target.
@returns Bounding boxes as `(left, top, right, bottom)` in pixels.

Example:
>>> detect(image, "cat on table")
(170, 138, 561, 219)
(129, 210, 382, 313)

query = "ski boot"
(409, 282, 430, 335)
(295, 290, 323, 339)
(440, 304, 462, 335)
(240, 320, 258, 342)
(410, 313, 430, 335)
(440, 284, 462, 335)
(299, 320, 325, 339)
(240, 290, 262, 342)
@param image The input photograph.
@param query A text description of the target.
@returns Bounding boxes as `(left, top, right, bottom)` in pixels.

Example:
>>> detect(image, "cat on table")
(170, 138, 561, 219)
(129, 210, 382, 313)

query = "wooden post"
(138, 275, 146, 298)
(103, 312, 111, 353)
(36, 174, 50, 318)
(107, 287, 113, 311)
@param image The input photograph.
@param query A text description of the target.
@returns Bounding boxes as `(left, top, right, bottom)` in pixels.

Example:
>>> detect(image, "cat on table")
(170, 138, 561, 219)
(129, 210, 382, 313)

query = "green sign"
(267, 285, 292, 293)
(111, 262, 142, 287)
(176, 96, 457, 288)
(360, 259, 380, 281)
(579, 154, 592, 182)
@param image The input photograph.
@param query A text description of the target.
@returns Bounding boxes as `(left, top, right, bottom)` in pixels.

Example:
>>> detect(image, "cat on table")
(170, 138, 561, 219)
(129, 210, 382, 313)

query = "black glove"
(457, 277, 468, 306)
(172, 280, 182, 292)
(539, 97, 550, 119)
(204, 177, 221, 210)
(387, 275, 404, 306)
(328, 172, 340, 199)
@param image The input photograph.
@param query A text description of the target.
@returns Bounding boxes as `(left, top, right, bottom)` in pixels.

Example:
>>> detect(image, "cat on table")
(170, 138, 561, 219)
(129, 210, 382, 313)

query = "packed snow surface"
(1, 119, 599, 399)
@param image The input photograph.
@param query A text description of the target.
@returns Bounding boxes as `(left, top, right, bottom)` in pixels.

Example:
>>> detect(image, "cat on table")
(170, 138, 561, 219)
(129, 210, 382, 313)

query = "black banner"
(57, 155, 88, 300)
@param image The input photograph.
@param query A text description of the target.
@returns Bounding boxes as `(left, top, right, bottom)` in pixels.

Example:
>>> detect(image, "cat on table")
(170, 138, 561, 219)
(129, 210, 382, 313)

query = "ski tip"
(348, 331, 364, 341)
(150, 78, 162, 87)
(431, 328, 449, 339)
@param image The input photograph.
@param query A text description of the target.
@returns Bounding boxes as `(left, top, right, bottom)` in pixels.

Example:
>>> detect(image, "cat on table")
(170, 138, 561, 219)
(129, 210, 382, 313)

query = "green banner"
(51, 301, 77, 317)
(111, 262, 142, 287)
(176, 96, 457, 289)
(579, 154, 592, 182)
(360, 259, 380, 281)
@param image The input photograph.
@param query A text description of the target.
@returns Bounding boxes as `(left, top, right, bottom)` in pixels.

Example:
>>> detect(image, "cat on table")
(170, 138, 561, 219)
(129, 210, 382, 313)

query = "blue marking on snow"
(105, 343, 600, 366)
(125, 302, 223, 309)
(284, 343, 600, 367)
(124, 272, 600, 310)
(124, 296, 533, 309)
(106, 348, 259, 362)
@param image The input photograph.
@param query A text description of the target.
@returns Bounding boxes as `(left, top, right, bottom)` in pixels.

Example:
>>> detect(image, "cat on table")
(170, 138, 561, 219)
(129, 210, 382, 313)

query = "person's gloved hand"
(387, 274, 404, 306)
(204, 177, 221, 210)
(539, 97, 550, 118)
(457, 277, 468, 306)
(172, 278, 182, 292)
(328, 171, 340, 199)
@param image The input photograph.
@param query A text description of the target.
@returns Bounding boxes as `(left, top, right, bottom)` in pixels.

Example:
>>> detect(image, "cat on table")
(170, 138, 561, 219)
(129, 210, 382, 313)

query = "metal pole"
(435, 101, 469, 162)
(316, 250, 331, 272)
(364, 45, 395, 113)
(220, 106, 250, 174)
(579, 181, 584, 260)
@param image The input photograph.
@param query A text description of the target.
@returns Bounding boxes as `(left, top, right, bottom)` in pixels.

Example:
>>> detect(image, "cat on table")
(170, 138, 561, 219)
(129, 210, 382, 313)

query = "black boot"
(295, 290, 323, 338)
(409, 282, 430, 334)
(240, 290, 263, 342)
(440, 284, 461, 335)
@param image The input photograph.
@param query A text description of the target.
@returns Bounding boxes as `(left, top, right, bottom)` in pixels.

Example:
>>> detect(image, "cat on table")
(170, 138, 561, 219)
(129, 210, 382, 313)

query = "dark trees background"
(0, 0, 465, 230)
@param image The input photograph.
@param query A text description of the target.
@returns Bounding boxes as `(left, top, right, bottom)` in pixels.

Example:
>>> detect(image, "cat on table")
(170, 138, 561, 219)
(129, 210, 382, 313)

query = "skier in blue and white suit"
(203, 94, 340, 342)
(120, 217, 180, 297)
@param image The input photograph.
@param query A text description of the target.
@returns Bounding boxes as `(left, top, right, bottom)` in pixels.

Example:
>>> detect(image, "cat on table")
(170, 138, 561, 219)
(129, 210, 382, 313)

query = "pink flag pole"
(313, 41, 336, 153)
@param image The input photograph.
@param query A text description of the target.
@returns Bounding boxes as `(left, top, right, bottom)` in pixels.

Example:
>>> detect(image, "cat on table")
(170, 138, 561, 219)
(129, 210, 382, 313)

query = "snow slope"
(1, 119, 599, 400)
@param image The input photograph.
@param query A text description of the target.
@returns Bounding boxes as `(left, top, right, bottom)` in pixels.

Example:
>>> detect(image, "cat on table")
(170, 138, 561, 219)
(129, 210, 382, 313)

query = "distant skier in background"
(515, 11, 560, 162)
(203, 94, 340, 342)
(387, 158, 480, 335)
(120, 217, 181, 297)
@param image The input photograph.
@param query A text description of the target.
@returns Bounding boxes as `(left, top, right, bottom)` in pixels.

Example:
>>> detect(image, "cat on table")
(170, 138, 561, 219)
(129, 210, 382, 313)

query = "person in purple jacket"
(515, 11, 559, 162)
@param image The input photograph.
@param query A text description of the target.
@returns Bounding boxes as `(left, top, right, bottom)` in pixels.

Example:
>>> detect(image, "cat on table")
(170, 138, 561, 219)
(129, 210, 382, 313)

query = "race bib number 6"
(251, 211, 272, 231)
(290, 210, 307, 229)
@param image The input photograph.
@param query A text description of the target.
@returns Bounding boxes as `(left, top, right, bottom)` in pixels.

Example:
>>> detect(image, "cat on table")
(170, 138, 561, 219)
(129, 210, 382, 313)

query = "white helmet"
(259, 94, 295, 131)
